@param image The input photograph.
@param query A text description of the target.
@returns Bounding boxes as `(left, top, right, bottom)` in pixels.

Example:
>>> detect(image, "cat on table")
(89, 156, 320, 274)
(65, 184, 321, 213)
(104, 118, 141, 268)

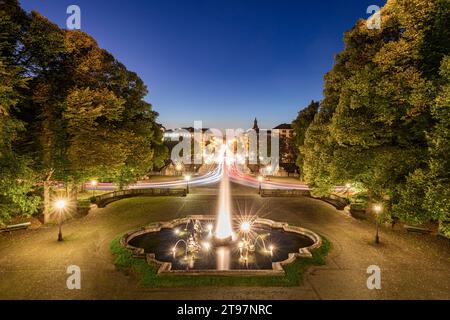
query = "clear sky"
(21, 0, 385, 130)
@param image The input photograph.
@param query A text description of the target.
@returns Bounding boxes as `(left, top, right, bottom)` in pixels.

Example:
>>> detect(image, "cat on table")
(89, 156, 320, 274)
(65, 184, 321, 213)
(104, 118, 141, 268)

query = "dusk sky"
(21, 0, 386, 130)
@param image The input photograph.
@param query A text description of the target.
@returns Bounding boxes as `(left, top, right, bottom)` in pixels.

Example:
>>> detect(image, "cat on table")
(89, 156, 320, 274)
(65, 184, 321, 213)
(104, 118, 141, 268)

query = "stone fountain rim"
(120, 215, 322, 276)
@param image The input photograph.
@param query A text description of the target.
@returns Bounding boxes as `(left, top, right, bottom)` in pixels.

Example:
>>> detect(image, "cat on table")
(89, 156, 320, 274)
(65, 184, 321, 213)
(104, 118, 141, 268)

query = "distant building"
(273, 123, 294, 139)
(272, 123, 296, 167)
(162, 120, 297, 171)
(252, 118, 260, 131)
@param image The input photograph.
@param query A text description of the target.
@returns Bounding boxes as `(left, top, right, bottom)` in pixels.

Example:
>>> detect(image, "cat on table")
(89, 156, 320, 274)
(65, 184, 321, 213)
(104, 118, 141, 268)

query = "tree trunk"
(43, 170, 54, 224)
(366, 190, 373, 218)
(43, 180, 51, 224)
(41, 111, 54, 224)
(69, 182, 79, 214)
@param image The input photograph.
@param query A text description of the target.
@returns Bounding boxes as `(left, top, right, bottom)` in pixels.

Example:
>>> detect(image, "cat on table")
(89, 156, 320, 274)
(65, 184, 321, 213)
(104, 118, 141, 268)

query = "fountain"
(121, 149, 322, 275)
(214, 162, 234, 244)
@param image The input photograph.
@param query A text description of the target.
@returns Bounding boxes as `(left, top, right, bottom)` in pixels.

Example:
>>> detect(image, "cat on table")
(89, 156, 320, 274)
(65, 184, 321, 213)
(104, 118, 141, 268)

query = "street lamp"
(91, 180, 98, 197)
(373, 204, 383, 244)
(185, 175, 191, 194)
(345, 183, 351, 198)
(55, 199, 67, 242)
(176, 163, 183, 176)
(258, 176, 263, 195)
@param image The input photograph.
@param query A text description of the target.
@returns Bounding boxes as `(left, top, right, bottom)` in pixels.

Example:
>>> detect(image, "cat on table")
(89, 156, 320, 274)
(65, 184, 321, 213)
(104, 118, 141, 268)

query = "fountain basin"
(121, 215, 322, 276)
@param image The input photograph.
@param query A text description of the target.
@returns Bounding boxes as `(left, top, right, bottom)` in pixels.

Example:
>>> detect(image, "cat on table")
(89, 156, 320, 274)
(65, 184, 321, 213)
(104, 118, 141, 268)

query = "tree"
(425, 56, 450, 233)
(0, 1, 40, 223)
(292, 100, 319, 179)
(300, 0, 449, 226)
(16, 11, 68, 223)
(394, 57, 450, 232)
(62, 31, 168, 192)
(7, 8, 168, 221)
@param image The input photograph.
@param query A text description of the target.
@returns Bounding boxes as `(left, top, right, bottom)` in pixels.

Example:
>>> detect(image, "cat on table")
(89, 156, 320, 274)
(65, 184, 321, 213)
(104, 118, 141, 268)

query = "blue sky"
(21, 0, 386, 129)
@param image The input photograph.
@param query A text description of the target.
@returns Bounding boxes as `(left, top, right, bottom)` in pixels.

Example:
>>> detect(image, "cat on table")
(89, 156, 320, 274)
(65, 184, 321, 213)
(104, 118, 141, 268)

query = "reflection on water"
(216, 246, 231, 270)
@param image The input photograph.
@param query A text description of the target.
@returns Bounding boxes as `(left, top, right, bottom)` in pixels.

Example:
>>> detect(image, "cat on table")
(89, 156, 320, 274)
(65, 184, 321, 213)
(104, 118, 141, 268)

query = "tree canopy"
(296, 0, 449, 230)
(0, 0, 167, 224)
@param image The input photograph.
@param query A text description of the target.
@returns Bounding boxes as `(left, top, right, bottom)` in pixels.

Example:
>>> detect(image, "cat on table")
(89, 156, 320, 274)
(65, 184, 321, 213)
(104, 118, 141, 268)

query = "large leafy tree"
(299, 0, 449, 227)
(1, 3, 167, 222)
(393, 57, 450, 231)
(301, 13, 387, 196)
(425, 56, 450, 232)
(292, 100, 319, 179)
(62, 31, 167, 192)
(0, 0, 40, 223)
(16, 11, 69, 222)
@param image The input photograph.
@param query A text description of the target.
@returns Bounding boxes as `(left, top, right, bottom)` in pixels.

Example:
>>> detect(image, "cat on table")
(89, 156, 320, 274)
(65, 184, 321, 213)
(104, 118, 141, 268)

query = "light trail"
(226, 155, 346, 192)
(89, 145, 227, 191)
(89, 164, 224, 191)
(227, 162, 310, 190)
(87, 143, 345, 192)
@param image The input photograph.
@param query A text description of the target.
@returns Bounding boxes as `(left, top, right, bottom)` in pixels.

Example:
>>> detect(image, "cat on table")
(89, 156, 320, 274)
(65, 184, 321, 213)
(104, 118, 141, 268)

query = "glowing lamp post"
(207, 224, 213, 237)
(258, 176, 263, 195)
(176, 164, 183, 176)
(55, 199, 66, 242)
(373, 204, 383, 244)
(266, 165, 272, 177)
(91, 180, 98, 197)
(185, 175, 191, 194)
(345, 183, 351, 198)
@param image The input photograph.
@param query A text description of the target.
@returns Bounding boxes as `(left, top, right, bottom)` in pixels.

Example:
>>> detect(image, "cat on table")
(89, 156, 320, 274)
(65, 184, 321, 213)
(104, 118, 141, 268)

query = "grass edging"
(110, 235, 331, 287)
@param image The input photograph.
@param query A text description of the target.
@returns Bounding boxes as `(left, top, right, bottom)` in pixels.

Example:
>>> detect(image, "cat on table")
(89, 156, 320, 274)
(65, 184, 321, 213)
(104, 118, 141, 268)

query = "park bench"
(438, 232, 450, 241)
(321, 194, 348, 210)
(404, 225, 432, 234)
(0, 222, 31, 233)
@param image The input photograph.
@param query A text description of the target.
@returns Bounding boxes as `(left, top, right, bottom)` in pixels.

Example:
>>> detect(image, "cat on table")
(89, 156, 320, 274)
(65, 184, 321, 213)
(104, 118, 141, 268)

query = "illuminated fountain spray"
(213, 148, 235, 270)
(214, 158, 235, 243)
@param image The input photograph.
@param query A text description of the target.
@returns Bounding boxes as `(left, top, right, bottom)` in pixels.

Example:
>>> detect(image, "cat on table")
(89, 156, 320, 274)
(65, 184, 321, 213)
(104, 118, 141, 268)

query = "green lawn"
(110, 235, 331, 287)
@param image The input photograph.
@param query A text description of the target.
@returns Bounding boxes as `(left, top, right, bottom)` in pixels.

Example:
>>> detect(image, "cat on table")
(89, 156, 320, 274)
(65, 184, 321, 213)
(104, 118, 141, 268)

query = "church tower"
(252, 118, 259, 131)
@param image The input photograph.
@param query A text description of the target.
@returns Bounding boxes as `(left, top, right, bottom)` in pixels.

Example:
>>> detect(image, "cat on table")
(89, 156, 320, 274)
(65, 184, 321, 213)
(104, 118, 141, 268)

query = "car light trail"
(86, 144, 344, 192)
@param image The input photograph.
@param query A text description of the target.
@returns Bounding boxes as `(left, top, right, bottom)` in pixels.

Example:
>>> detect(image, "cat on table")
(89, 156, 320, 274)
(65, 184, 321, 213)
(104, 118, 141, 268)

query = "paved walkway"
(0, 184, 449, 300)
